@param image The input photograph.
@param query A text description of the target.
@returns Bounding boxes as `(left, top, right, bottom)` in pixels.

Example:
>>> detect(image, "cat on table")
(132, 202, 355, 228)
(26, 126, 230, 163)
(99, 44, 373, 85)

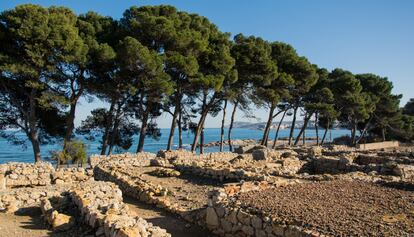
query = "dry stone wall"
(94, 164, 207, 226)
(0, 185, 70, 213)
(0, 162, 93, 188)
(71, 181, 170, 237)
(90, 152, 156, 168)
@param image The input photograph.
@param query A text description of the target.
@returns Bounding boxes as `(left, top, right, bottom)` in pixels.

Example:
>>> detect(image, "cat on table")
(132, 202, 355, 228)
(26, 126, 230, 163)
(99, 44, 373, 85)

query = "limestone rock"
(51, 211, 75, 231)
(206, 207, 220, 227)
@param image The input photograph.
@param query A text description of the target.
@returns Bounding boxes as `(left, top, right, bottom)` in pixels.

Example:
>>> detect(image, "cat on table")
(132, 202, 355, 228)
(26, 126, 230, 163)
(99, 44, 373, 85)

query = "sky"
(1, 0, 413, 128)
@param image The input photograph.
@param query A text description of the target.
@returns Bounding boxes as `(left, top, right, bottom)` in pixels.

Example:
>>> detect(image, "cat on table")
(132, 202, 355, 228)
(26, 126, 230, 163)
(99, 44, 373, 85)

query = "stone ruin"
(1, 141, 414, 236)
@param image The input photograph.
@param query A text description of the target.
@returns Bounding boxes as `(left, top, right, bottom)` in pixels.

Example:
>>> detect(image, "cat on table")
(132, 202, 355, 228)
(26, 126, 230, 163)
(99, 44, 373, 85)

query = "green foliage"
(403, 99, 414, 116)
(1, 3, 413, 161)
(51, 140, 88, 165)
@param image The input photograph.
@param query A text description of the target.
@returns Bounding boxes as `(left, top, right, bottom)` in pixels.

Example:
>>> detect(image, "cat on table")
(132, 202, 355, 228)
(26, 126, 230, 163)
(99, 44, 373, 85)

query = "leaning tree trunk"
(321, 120, 330, 145)
(64, 86, 83, 149)
(166, 106, 179, 151)
(261, 105, 276, 146)
(191, 93, 215, 153)
(136, 112, 149, 153)
(315, 112, 319, 146)
(294, 113, 311, 145)
(288, 107, 298, 146)
(219, 99, 228, 152)
(101, 100, 116, 155)
(191, 109, 209, 153)
(272, 110, 287, 149)
(200, 126, 205, 154)
(228, 100, 238, 152)
(166, 95, 182, 151)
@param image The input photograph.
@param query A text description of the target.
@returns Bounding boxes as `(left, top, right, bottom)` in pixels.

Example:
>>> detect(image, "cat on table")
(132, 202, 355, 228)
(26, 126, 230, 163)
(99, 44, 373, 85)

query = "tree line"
(1, 4, 413, 163)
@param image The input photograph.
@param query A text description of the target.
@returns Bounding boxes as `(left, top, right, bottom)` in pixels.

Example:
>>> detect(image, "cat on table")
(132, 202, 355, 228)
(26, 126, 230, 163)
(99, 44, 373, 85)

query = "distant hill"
(228, 121, 307, 130)
(228, 121, 343, 130)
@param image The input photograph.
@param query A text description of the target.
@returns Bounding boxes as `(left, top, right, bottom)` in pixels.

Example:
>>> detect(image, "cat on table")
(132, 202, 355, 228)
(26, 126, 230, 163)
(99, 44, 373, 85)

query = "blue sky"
(1, 0, 413, 128)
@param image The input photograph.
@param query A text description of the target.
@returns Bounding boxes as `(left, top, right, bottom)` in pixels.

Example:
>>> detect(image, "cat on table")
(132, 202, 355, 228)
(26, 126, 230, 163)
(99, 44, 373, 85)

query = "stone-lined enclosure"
(1, 143, 414, 236)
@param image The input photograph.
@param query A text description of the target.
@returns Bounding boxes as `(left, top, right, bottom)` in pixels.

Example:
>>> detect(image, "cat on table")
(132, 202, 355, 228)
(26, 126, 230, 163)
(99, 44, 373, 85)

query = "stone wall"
(1, 162, 93, 188)
(70, 181, 170, 237)
(172, 155, 306, 182)
(90, 152, 156, 168)
(93, 164, 206, 226)
(356, 141, 399, 150)
(205, 181, 316, 237)
(0, 185, 70, 213)
(0, 165, 6, 190)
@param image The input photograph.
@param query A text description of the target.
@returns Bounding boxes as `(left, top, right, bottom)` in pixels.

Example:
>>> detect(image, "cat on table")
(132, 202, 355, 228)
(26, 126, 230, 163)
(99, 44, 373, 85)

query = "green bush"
(51, 140, 88, 166)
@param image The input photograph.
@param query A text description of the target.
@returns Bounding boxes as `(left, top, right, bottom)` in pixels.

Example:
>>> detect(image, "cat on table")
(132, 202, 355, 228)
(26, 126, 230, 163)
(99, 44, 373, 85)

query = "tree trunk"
(167, 105, 179, 151)
(28, 89, 41, 162)
(315, 112, 319, 146)
(321, 120, 330, 145)
(272, 110, 287, 149)
(351, 121, 357, 145)
(101, 100, 116, 155)
(228, 100, 238, 152)
(302, 122, 306, 145)
(167, 95, 182, 151)
(288, 107, 298, 146)
(29, 131, 41, 163)
(261, 105, 275, 146)
(191, 93, 214, 153)
(294, 113, 311, 145)
(191, 109, 209, 153)
(200, 126, 205, 154)
(137, 111, 149, 153)
(178, 108, 183, 149)
(219, 99, 228, 152)
(382, 127, 386, 141)
(107, 103, 123, 155)
(64, 102, 77, 147)
(356, 118, 373, 144)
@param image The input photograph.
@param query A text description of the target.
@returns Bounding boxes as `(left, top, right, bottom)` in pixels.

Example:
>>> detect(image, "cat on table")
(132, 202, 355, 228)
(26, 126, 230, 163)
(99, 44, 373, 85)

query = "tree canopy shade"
(0, 4, 412, 162)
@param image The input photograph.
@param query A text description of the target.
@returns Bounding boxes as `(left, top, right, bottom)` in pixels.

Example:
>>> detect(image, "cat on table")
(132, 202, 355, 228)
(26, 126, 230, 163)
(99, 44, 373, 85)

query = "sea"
(0, 128, 350, 164)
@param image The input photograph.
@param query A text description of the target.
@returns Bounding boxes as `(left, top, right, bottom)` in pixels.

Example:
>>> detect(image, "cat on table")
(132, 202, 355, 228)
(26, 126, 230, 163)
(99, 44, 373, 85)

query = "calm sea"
(0, 128, 350, 164)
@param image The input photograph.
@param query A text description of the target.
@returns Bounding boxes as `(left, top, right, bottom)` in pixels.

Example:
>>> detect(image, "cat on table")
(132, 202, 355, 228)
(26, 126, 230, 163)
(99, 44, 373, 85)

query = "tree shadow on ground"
(377, 181, 414, 191)
(15, 206, 93, 237)
(123, 196, 217, 237)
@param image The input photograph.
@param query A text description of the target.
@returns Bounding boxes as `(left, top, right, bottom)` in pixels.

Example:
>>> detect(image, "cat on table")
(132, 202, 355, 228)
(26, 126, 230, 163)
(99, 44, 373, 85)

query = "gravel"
(235, 180, 414, 236)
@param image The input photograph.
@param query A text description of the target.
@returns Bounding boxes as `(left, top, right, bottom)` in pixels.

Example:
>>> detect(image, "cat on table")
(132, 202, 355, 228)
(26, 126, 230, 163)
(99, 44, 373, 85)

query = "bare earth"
(126, 166, 224, 210)
(236, 180, 414, 236)
(0, 207, 92, 237)
(124, 196, 216, 237)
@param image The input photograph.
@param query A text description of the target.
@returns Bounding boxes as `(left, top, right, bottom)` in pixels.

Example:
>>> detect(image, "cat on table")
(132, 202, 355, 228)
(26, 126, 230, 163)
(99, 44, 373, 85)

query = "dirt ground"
(124, 196, 216, 237)
(124, 166, 224, 211)
(236, 180, 414, 236)
(0, 207, 92, 237)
